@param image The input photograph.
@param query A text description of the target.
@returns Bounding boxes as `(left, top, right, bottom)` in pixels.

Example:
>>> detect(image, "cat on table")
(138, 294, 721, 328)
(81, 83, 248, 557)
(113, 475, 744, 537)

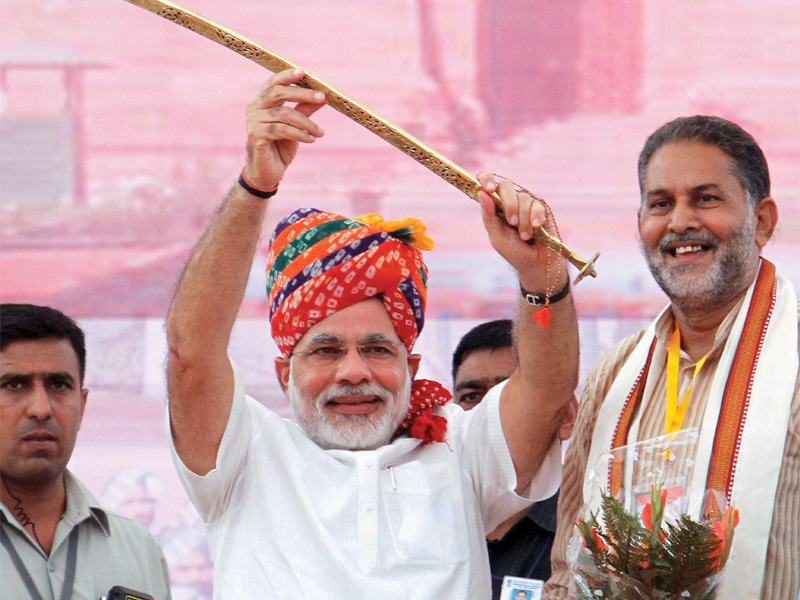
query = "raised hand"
(475, 172, 567, 290)
(243, 68, 327, 191)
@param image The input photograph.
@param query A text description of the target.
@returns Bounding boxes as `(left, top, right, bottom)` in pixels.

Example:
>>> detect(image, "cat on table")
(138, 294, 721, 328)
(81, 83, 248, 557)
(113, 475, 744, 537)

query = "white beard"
(287, 368, 412, 451)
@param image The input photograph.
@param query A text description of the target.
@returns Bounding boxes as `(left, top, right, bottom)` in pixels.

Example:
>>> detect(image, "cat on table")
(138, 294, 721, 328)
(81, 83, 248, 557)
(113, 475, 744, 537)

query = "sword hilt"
(474, 185, 599, 282)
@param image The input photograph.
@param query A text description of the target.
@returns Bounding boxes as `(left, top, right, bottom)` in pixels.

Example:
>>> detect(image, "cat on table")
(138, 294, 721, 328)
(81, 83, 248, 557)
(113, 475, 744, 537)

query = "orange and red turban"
(266, 208, 434, 357)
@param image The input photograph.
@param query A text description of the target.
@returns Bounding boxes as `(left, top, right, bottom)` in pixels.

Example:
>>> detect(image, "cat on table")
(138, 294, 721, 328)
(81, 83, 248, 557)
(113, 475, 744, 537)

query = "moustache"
(316, 383, 394, 405)
(17, 421, 61, 440)
(657, 232, 720, 254)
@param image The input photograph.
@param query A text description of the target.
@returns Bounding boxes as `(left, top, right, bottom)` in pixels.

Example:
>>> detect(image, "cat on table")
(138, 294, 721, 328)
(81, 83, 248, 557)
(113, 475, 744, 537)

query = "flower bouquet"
(569, 430, 739, 600)
(571, 482, 739, 600)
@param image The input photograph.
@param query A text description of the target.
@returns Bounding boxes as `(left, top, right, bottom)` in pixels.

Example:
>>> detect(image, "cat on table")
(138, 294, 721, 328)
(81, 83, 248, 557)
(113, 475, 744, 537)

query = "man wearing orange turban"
(165, 69, 578, 599)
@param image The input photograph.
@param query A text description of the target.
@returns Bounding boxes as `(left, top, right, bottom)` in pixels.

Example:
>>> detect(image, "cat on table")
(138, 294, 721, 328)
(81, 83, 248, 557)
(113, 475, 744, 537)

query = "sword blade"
(121, 0, 597, 279)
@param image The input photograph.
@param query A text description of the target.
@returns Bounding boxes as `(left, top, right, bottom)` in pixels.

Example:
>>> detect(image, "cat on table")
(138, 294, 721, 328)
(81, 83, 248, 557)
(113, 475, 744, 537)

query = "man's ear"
(274, 357, 291, 393)
(558, 395, 578, 442)
(754, 196, 778, 248)
(77, 388, 88, 431)
(407, 353, 422, 379)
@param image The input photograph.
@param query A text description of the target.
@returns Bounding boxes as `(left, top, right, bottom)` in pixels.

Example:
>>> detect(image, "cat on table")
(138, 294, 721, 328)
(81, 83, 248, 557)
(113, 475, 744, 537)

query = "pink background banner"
(1, 1, 798, 597)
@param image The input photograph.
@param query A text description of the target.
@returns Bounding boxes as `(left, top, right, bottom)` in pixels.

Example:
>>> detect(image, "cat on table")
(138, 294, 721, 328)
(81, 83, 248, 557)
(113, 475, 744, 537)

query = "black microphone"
(101, 585, 155, 600)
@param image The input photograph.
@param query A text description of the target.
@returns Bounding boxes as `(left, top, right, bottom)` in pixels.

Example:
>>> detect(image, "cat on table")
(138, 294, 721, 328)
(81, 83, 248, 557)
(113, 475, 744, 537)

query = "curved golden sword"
(122, 0, 599, 281)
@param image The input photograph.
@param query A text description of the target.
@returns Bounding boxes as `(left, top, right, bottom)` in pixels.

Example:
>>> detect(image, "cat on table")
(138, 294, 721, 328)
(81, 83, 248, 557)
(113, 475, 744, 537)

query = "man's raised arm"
(166, 69, 326, 475)
(477, 174, 579, 493)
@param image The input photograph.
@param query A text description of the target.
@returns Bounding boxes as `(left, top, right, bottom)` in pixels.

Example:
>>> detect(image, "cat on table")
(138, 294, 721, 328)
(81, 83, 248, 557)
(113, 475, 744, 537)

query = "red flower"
(641, 502, 654, 532)
(710, 506, 740, 569)
(590, 527, 609, 551)
(641, 488, 668, 533)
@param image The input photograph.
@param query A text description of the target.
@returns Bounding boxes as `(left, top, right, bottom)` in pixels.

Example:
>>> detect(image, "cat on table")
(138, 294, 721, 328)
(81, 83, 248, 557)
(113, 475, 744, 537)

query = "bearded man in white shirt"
(165, 69, 579, 599)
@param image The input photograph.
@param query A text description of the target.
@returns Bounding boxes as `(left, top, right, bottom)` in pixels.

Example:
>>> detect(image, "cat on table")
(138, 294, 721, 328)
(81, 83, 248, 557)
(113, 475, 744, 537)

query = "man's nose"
(334, 346, 371, 384)
(27, 383, 53, 420)
(668, 199, 700, 234)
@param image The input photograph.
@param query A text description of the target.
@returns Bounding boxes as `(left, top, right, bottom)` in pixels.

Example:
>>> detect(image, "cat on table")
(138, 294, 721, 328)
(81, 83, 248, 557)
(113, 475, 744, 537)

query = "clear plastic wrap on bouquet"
(567, 430, 738, 600)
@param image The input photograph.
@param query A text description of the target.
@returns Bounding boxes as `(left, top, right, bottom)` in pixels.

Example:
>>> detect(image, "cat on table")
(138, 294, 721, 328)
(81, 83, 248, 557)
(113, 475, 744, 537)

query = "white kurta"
(170, 365, 562, 600)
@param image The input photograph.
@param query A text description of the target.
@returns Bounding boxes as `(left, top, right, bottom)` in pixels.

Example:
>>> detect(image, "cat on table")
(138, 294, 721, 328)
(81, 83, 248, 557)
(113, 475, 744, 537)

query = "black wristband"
(520, 279, 570, 306)
(238, 171, 278, 199)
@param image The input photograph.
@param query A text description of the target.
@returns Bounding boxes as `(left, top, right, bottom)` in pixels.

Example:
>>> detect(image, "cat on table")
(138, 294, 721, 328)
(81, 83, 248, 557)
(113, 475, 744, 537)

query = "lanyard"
(666, 327, 709, 436)
(0, 523, 79, 600)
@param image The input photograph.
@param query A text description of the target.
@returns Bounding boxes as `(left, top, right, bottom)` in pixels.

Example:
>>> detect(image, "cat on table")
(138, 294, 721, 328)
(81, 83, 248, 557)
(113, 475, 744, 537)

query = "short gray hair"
(637, 115, 770, 206)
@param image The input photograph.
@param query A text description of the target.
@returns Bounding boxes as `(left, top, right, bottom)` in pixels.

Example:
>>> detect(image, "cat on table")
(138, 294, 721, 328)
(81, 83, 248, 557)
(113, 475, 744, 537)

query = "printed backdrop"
(1, 1, 798, 597)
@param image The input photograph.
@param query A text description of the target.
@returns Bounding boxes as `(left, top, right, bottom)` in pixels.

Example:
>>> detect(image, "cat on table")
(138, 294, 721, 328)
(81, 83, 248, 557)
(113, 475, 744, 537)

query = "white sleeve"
(168, 358, 258, 525)
(448, 379, 563, 532)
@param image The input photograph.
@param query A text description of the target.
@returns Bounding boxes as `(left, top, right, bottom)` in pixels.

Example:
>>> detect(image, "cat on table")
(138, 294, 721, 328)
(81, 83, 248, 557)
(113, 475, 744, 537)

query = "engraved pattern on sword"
(125, 0, 598, 279)
(141, 5, 494, 200)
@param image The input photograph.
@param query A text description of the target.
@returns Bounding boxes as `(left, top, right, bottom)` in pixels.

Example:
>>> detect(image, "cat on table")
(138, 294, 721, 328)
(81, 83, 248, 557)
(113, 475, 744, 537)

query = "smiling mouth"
(666, 243, 712, 257)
